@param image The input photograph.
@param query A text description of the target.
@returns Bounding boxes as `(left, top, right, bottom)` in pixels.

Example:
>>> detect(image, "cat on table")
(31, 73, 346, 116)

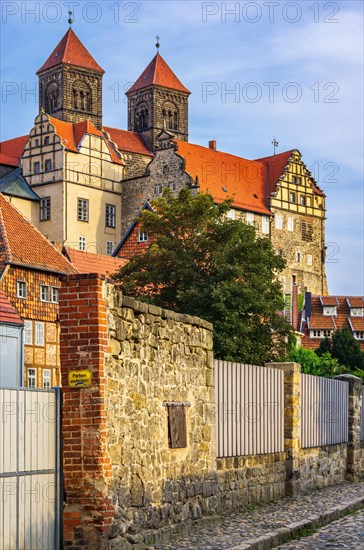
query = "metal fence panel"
(215, 360, 284, 458)
(301, 374, 349, 448)
(0, 387, 61, 550)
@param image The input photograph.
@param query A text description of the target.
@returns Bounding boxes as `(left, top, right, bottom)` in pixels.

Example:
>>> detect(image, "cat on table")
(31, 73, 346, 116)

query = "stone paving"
(277, 509, 364, 549)
(152, 481, 364, 549)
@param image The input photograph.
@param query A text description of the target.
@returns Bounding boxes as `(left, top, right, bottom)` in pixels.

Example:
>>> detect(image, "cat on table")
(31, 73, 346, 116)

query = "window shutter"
(168, 405, 187, 448)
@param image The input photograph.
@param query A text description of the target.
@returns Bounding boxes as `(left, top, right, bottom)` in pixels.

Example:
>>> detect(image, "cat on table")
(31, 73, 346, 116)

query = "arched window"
(46, 82, 59, 112)
(162, 109, 167, 128)
(135, 104, 149, 131)
(72, 80, 92, 112)
(174, 112, 178, 130)
(168, 111, 173, 130)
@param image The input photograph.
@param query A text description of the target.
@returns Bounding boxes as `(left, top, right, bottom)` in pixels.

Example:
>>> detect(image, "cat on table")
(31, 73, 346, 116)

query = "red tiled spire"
(37, 28, 104, 74)
(126, 53, 190, 94)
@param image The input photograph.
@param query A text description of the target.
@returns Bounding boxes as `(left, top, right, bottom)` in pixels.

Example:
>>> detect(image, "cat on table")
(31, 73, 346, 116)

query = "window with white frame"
(262, 216, 269, 234)
(289, 192, 296, 204)
(307, 254, 313, 266)
(323, 306, 337, 316)
(351, 308, 364, 317)
(40, 285, 50, 302)
(155, 184, 162, 195)
(275, 215, 283, 229)
(52, 287, 59, 303)
(287, 218, 294, 232)
(35, 322, 45, 346)
(24, 320, 33, 345)
(227, 209, 235, 220)
(105, 204, 116, 228)
(355, 331, 364, 340)
(137, 230, 148, 243)
(246, 212, 254, 226)
(40, 197, 51, 221)
(79, 236, 86, 251)
(77, 198, 89, 222)
(43, 369, 51, 389)
(310, 329, 332, 338)
(28, 368, 36, 388)
(17, 280, 27, 299)
(300, 195, 306, 206)
(106, 241, 114, 255)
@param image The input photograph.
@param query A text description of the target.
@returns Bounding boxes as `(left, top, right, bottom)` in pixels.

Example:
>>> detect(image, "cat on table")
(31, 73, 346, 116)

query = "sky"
(0, 0, 363, 295)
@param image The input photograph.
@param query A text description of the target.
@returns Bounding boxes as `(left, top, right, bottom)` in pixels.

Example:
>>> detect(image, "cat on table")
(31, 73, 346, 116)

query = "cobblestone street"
(277, 510, 364, 549)
(153, 482, 364, 550)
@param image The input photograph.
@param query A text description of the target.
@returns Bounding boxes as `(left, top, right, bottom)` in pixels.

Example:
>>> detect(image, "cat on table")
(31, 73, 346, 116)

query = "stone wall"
(217, 454, 286, 511)
(300, 444, 348, 490)
(104, 286, 218, 545)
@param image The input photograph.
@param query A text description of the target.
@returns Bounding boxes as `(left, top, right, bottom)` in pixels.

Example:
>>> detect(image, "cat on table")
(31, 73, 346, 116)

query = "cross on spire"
(156, 35, 160, 50)
(68, 10, 73, 25)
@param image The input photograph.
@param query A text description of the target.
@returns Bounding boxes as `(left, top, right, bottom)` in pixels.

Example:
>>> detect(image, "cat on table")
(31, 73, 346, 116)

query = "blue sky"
(1, 0, 363, 294)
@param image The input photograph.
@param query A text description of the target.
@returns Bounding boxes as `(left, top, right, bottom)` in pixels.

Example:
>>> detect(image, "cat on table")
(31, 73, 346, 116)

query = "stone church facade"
(0, 27, 328, 297)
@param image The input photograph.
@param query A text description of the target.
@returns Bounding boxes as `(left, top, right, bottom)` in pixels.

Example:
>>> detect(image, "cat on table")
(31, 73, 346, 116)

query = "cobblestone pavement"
(153, 481, 364, 549)
(277, 509, 364, 549)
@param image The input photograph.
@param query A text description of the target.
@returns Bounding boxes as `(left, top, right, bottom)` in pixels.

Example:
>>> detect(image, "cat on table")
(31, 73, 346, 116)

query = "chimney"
(304, 292, 312, 319)
(209, 140, 216, 151)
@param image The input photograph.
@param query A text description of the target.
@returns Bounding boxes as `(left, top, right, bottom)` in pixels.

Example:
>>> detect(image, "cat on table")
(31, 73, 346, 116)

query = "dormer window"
(351, 307, 364, 317)
(323, 306, 337, 316)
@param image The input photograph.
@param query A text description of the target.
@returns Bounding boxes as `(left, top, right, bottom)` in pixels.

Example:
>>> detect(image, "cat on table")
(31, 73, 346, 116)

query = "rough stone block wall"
(104, 286, 218, 544)
(217, 454, 286, 510)
(299, 444, 348, 490)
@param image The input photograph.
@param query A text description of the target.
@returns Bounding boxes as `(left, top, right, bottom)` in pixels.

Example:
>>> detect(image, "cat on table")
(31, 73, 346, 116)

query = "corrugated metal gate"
(0, 387, 61, 550)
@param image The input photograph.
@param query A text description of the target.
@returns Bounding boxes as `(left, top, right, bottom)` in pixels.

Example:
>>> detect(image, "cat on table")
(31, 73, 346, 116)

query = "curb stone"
(229, 496, 364, 550)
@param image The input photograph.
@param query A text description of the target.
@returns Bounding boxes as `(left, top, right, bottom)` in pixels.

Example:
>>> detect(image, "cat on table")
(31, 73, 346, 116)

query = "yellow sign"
(68, 370, 92, 388)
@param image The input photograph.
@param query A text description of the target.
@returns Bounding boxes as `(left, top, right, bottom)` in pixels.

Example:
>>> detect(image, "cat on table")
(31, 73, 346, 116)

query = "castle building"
(0, 26, 328, 297)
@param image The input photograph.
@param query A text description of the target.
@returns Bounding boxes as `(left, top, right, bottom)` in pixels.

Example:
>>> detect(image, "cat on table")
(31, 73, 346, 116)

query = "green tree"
(114, 189, 292, 364)
(319, 328, 364, 371)
(287, 346, 343, 378)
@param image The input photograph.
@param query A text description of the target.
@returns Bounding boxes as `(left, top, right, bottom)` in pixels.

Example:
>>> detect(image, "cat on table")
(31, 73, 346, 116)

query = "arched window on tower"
(135, 105, 149, 131)
(46, 82, 59, 113)
(168, 111, 173, 130)
(174, 112, 178, 130)
(72, 80, 92, 112)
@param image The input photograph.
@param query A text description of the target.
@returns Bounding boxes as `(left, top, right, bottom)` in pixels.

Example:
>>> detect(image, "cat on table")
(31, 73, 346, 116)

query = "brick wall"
(115, 220, 154, 259)
(59, 274, 114, 549)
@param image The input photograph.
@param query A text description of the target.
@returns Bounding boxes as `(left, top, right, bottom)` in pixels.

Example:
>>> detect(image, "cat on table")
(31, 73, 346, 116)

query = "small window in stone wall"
(165, 403, 189, 449)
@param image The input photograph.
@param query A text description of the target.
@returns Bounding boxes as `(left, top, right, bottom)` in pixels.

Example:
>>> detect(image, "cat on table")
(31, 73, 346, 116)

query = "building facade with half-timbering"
(0, 26, 328, 297)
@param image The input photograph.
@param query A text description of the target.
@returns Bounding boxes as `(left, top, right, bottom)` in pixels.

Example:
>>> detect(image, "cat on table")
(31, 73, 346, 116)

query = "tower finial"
(68, 10, 73, 25)
(271, 137, 279, 156)
(156, 35, 160, 50)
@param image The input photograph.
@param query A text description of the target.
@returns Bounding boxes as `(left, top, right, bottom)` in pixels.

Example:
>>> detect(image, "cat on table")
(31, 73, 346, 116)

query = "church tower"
(126, 51, 190, 152)
(37, 28, 104, 129)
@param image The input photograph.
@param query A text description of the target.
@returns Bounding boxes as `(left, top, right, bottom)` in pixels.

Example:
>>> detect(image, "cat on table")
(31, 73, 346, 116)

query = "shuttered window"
(167, 404, 187, 448)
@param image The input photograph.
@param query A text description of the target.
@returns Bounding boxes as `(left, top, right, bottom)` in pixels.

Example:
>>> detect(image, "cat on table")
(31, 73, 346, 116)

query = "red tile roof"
(48, 117, 124, 165)
(256, 150, 294, 196)
(346, 297, 364, 308)
(176, 141, 271, 215)
(0, 194, 76, 274)
(301, 295, 364, 350)
(0, 289, 23, 325)
(349, 317, 364, 331)
(127, 53, 190, 94)
(103, 127, 153, 157)
(37, 28, 104, 74)
(256, 149, 325, 197)
(63, 247, 127, 277)
(320, 296, 339, 306)
(308, 315, 336, 330)
(0, 136, 29, 166)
